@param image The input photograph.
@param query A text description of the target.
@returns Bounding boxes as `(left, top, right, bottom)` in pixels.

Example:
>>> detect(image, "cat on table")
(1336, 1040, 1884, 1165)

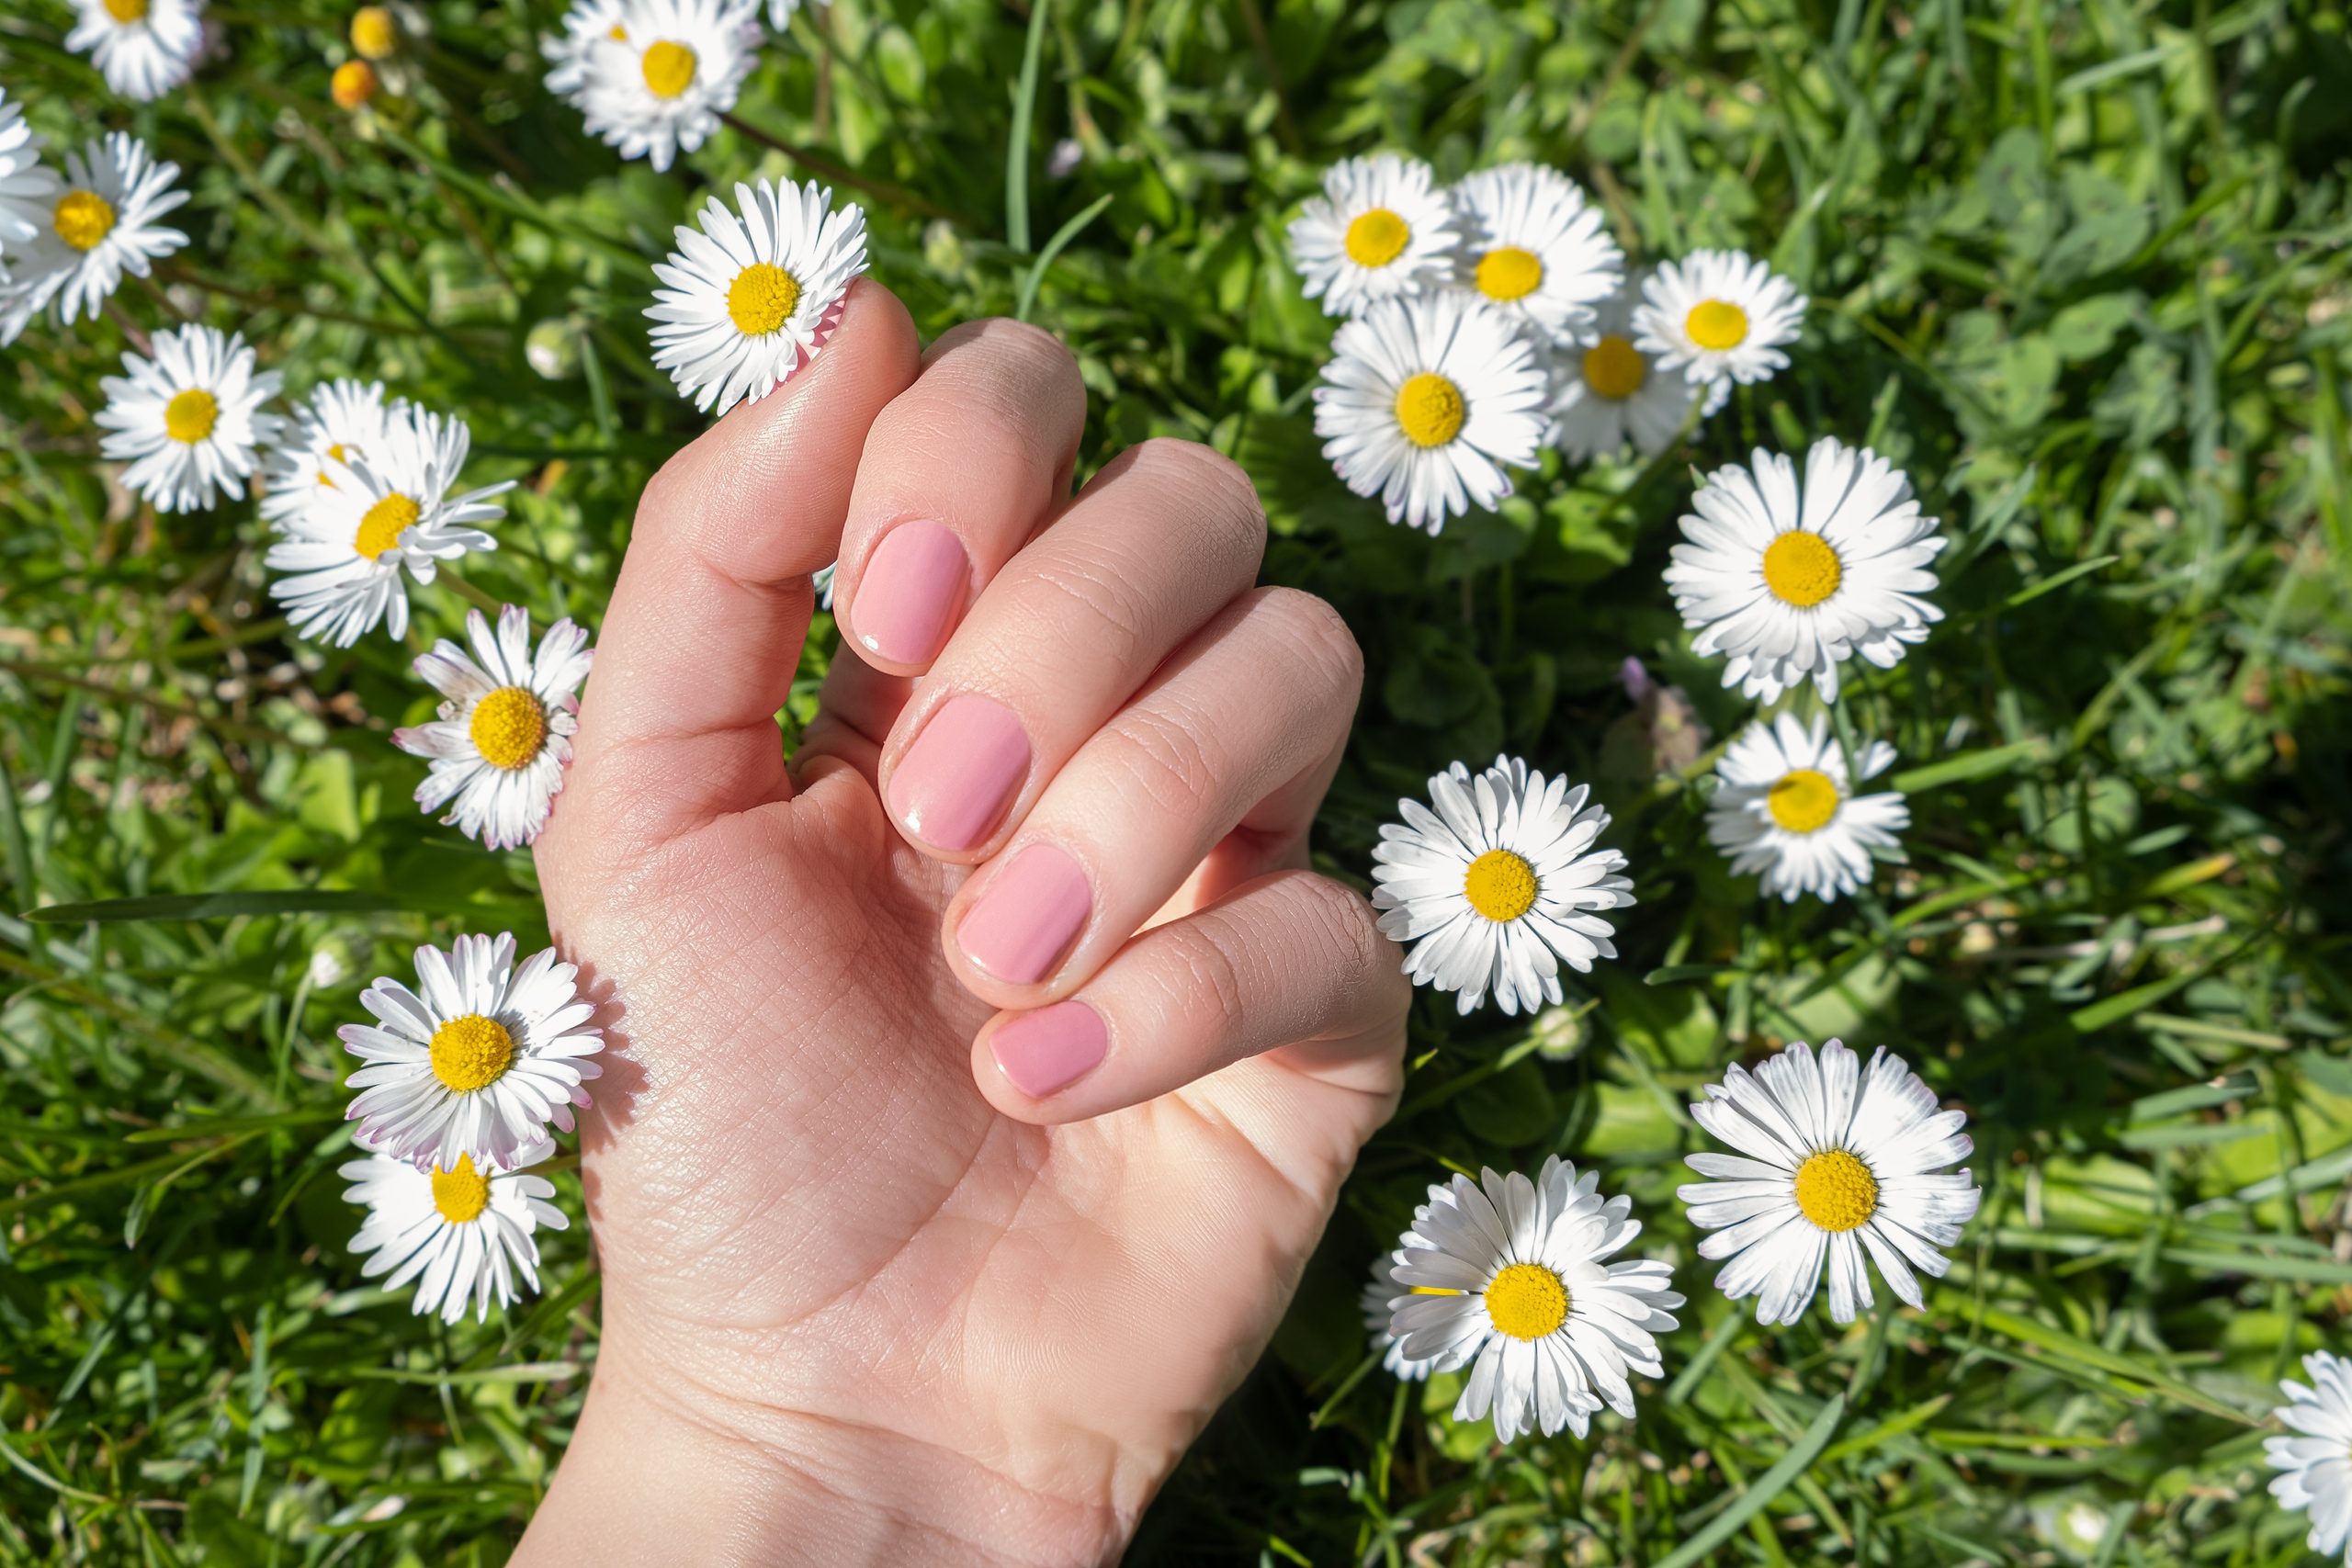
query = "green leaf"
(1653, 1394, 1846, 1568)
(28, 890, 446, 923)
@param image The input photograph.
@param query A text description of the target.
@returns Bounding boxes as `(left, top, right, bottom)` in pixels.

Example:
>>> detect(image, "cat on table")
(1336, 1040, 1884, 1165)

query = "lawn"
(3, 0, 2350, 1562)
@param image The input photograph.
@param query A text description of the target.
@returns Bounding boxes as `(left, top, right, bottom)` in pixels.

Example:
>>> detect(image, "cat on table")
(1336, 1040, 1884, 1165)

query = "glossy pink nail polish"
(959, 844, 1091, 984)
(854, 520, 968, 665)
(990, 1001, 1107, 1098)
(887, 694, 1030, 851)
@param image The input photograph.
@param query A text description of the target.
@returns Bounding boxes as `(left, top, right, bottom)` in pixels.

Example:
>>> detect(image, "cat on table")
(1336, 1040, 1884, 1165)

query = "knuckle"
(1018, 549, 1153, 671)
(1128, 438, 1267, 552)
(1102, 702, 1226, 819)
(1253, 587, 1364, 702)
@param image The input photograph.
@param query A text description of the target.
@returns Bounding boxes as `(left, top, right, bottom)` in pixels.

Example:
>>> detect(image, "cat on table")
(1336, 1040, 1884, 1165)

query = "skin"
(517, 282, 1410, 1566)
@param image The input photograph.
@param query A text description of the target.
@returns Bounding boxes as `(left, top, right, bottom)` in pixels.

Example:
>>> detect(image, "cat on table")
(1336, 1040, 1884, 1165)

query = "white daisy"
(394, 606, 594, 851)
(812, 560, 836, 609)
(260, 378, 397, 525)
(1387, 1158, 1682, 1443)
(1361, 1254, 1434, 1381)
(1631, 248, 1807, 388)
(66, 0, 205, 102)
(0, 88, 61, 257)
(265, 403, 510, 647)
(765, 0, 820, 27)
(1677, 1039, 1982, 1326)
(1370, 754, 1634, 1016)
(1549, 275, 1721, 462)
(2267, 1350, 2352, 1562)
(340, 1139, 567, 1324)
(1314, 292, 1548, 535)
(1286, 152, 1457, 318)
(1664, 436, 1945, 704)
(556, 0, 761, 174)
(1707, 714, 1907, 904)
(1446, 163, 1621, 345)
(648, 177, 869, 417)
(95, 324, 281, 514)
(341, 932, 604, 1172)
(0, 133, 187, 345)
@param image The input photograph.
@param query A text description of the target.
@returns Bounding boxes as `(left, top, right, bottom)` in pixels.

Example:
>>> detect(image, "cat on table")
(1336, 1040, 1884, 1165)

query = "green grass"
(3, 0, 2350, 1562)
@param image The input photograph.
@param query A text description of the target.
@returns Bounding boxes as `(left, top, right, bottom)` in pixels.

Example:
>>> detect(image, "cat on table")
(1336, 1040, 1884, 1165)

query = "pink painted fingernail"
(959, 843, 1091, 984)
(854, 520, 968, 666)
(990, 1001, 1107, 1098)
(887, 694, 1030, 851)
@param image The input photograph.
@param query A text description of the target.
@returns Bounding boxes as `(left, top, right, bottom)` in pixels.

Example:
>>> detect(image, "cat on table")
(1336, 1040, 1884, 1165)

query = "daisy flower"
(1314, 292, 1548, 535)
(0, 133, 187, 346)
(812, 560, 837, 609)
(394, 606, 594, 851)
(0, 88, 61, 256)
(349, 4, 399, 60)
(66, 0, 205, 102)
(764, 0, 820, 26)
(647, 177, 869, 417)
(1664, 436, 1945, 704)
(1370, 754, 1634, 1016)
(1387, 1158, 1682, 1443)
(1446, 163, 1621, 345)
(1677, 1039, 1981, 1325)
(555, 0, 760, 174)
(1362, 1254, 1437, 1381)
(96, 324, 282, 514)
(265, 403, 510, 647)
(1632, 248, 1807, 388)
(1549, 276, 1721, 462)
(1707, 714, 1907, 904)
(340, 1139, 567, 1323)
(342, 932, 603, 1172)
(2267, 1350, 2352, 1563)
(1286, 152, 1457, 318)
(260, 378, 396, 525)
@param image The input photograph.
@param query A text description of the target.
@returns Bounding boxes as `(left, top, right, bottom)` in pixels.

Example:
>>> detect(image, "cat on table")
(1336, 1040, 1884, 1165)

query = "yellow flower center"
(102, 0, 148, 22)
(1760, 529, 1842, 607)
(1393, 372, 1465, 449)
(1462, 848, 1538, 923)
(163, 389, 219, 445)
(1343, 207, 1409, 268)
(606, 22, 628, 39)
(1766, 768, 1841, 835)
(427, 1013, 515, 1093)
(640, 39, 697, 98)
(332, 59, 379, 109)
(1792, 1149, 1878, 1232)
(1475, 244, 1544, 302)
(1484, 1262, 1569, 1341)
(52, 189, 117, 252)
(349, 5, 397, 59)
(469, 685, 548, 771)
(430, 1153, 492, 1224)
(353, 492, 420, 561)
(726, 262, 802, 337)
(1581, 334, 1647, 400)
(1685, 299, 1750, 352)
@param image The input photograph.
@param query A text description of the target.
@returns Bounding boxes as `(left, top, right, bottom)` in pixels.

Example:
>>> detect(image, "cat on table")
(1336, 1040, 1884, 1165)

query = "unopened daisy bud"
(393, 605, 593, 851)
(332, 58, 379, 108)
(525, 318, 582, 379)
(340, 932, 604, 1172)
(1389, 1157, 1682, 1443)
(341, 1139, 567, 1323)
(1370, 754, 1634, 1016)
(349, 4, 397, 59)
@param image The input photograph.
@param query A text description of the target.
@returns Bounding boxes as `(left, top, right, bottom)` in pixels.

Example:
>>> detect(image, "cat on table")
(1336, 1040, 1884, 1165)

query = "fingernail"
(990, 1001, 1107, 1099)
(888, 694, 1030, 851)
(854, 520, 968, 666)
(958, 843, 1091, 985)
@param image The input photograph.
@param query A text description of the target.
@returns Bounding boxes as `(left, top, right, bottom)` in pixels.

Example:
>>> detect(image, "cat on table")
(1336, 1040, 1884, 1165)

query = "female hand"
(517, 280, 1408, 1567)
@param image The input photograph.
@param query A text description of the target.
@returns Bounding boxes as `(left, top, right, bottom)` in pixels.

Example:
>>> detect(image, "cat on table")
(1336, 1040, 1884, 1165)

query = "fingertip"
(971, 1000, 1108, 1123)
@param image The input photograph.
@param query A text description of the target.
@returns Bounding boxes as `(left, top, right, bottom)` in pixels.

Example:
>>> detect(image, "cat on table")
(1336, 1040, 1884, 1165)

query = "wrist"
(517, 1333, 1131, 1568)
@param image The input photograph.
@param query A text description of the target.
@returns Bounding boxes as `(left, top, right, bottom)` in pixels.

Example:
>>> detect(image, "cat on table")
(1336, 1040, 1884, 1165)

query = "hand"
(516, 282, 1408, 1567)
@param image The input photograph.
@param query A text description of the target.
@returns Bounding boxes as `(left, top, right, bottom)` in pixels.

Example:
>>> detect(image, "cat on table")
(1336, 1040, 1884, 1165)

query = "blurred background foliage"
(2, 0, 2350, 1561)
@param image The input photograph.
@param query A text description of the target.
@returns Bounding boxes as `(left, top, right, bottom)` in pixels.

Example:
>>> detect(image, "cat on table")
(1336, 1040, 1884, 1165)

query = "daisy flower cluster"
(3, 2, 866, 1331)
(1291, 152, 1806, 535)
